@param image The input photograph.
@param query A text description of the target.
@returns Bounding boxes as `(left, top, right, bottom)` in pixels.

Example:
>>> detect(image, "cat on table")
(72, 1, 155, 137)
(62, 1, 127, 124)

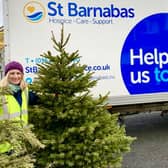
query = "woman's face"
(7, 69, 23, 85)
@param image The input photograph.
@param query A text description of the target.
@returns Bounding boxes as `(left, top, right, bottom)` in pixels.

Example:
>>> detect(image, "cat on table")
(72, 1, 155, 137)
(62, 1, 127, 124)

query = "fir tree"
(29, 25, 135, 168)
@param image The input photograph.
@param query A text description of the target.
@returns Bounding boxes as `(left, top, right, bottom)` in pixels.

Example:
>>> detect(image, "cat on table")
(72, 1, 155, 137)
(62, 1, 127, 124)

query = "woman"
(0, 61, 38, 153)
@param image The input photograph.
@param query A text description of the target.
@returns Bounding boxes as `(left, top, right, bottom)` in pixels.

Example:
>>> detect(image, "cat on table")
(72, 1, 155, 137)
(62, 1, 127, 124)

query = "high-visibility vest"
(0, 87, 28, 153)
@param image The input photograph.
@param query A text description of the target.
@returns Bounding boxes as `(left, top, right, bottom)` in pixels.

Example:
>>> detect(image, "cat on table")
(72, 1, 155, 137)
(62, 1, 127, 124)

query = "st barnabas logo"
(23, 1, 46, 23)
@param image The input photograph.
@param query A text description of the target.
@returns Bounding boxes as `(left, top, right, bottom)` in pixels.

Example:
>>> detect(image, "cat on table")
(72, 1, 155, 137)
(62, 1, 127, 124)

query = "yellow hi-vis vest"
(0, 88, 28, 153)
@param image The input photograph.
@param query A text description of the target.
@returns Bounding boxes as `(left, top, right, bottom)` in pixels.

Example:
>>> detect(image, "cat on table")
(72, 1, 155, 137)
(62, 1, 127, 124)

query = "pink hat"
(5, 61, 24, 75)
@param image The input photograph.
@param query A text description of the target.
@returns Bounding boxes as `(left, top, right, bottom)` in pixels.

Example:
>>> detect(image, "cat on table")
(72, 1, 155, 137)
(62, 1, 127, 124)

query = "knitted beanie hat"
(5, 61, 24, 75)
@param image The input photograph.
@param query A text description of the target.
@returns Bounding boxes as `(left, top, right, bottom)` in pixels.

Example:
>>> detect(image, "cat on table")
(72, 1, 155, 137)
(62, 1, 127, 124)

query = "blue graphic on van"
(25, 77, 33, 84)
(23, 1, 46, 23)
(121, 13, 168, 94)
(27, 11, 43, 22)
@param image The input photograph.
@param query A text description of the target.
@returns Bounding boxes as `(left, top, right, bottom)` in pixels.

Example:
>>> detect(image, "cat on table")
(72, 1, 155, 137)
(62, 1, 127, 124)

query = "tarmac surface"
(122, 111, 168, 168)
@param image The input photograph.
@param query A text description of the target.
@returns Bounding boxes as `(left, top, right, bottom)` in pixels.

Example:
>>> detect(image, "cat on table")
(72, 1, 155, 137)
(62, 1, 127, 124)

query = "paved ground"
(122, 111, 168, 168)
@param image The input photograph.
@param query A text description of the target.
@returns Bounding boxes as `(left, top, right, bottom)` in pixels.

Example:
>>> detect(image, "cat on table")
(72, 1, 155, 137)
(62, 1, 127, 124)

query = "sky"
(0, 0, 3, 26)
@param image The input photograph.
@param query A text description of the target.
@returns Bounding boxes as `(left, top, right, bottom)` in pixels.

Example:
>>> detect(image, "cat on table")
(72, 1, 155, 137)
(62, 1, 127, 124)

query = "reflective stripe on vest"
(0, 110, 27, 120)
(0, 88, 28, 125)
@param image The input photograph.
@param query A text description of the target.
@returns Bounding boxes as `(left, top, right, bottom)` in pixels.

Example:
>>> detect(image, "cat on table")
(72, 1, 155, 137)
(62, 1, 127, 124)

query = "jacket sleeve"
(28, 91, 39, 105)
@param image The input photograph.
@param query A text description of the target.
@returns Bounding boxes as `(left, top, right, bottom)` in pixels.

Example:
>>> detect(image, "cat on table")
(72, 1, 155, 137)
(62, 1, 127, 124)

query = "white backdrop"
(0, 0, 3, 26)
(3, 0, 168, 105)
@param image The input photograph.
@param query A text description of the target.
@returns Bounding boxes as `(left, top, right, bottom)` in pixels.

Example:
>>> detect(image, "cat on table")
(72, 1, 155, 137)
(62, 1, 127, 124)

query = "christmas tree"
(29, 25, 135, 168)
